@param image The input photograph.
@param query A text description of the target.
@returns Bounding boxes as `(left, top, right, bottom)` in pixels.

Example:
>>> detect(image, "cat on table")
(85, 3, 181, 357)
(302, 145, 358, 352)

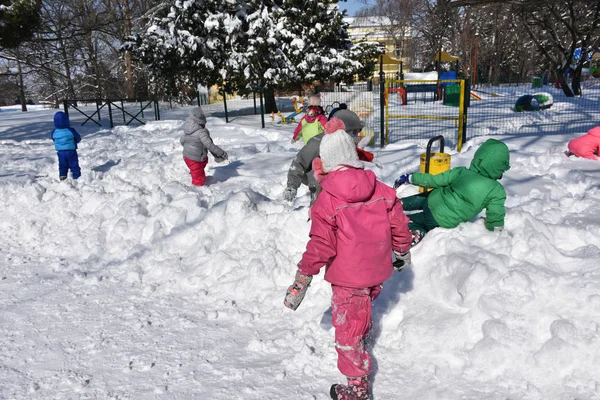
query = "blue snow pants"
(57, 150, 81, 179)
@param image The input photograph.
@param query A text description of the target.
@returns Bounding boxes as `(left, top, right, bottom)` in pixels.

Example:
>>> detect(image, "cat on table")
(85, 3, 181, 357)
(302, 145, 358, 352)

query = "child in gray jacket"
(180, 107, 228, 186)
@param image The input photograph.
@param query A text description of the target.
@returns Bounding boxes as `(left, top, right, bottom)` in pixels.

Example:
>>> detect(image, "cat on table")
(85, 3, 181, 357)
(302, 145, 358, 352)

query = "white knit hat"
(319, 118, 364, 172)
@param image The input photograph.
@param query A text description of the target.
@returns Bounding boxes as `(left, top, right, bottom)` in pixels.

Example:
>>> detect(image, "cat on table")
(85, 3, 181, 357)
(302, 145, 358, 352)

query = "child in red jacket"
(284, 119, 412, 400)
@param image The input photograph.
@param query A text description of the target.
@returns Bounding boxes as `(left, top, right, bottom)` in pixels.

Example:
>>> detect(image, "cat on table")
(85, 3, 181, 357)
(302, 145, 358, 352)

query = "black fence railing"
(63, 99, 159, 128)
(62, 76, 600, 152)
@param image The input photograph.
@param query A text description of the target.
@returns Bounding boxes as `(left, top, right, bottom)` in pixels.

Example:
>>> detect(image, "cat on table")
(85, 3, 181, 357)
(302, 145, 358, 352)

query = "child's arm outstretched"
(199, 129, 227, 160)
(411, 167, 461, 189)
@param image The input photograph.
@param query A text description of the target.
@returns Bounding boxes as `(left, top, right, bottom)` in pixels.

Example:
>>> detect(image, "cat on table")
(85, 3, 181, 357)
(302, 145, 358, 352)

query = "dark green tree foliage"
(349, 41, 381, 81)
(233, 0, 293, 90)
(134, 0, 237, 88)
(284, 0, 365, 84)
(0, 0, 41, 48)
(134, 0, 378, 90)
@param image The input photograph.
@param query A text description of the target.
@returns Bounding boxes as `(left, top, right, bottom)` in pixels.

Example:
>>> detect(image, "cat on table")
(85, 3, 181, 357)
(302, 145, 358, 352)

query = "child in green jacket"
(394, 138, 510, 237)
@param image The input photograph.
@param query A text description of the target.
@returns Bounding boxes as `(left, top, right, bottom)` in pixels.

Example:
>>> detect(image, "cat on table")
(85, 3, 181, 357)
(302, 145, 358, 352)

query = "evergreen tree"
(232, 0, 295, 90)
(135, 0, 239, 91)
(285, 0, 367, 84)
(0, 0, 41, 49)
(134, 0, 379, 96)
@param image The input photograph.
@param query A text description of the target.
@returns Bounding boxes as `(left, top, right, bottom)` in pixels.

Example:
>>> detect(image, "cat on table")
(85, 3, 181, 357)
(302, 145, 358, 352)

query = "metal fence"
(384, 79, 467, 151)
(63, 99, 159, 128)
(63, 77, 600, 151)
(465, 81, 600, 140)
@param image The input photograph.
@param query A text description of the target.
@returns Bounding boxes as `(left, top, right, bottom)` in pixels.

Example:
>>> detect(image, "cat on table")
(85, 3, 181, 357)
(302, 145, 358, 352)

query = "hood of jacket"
(183, 117, 205, 136)
(188, 107, 207, 126)
(588, 126, 600, 137)
(469, 139, 510, 180)
(54, 112, 70, 129)
(304, 114, 322, 124)
(320, 168, 376, 203)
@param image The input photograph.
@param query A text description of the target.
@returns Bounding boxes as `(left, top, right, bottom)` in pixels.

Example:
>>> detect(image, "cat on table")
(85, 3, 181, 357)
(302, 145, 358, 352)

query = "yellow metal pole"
(457, 80, 465, 152)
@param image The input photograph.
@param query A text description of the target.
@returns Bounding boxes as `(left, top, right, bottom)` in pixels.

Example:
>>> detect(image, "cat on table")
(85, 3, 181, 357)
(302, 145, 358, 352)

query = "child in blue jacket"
(51, 112, 81, 180)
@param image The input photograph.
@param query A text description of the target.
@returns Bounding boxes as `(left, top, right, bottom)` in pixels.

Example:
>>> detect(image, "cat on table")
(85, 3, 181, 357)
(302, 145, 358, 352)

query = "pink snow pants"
(184, 156, 209, 186)
(331, 284, 382, 378)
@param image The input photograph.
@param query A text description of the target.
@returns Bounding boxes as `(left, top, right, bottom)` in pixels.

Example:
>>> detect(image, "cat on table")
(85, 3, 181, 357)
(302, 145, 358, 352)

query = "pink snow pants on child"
(331, 284, 382, 378)
(184, 156, 209, 186)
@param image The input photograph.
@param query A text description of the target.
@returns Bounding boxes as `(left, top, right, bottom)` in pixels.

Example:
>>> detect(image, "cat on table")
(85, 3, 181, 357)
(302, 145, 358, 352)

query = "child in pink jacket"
(567, 126, 600, 160)
(283, 118, 413, 400)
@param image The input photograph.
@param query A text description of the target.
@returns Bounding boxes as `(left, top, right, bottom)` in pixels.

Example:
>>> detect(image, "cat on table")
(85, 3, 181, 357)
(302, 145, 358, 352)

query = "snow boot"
(330, 376, 370, 400)
(59, 176, 67, 181)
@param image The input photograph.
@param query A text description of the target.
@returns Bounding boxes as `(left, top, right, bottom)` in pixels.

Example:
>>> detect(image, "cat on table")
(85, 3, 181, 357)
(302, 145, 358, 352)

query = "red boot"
(330, 376, 370, 400)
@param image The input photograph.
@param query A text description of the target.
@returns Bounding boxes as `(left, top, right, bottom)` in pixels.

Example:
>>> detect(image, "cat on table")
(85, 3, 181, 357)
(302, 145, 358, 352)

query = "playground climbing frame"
(384, 79, 467, 151)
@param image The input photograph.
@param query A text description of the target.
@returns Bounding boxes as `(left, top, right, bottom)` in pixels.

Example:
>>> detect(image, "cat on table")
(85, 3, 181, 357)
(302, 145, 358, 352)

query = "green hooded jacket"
(411, 139, 510, 231)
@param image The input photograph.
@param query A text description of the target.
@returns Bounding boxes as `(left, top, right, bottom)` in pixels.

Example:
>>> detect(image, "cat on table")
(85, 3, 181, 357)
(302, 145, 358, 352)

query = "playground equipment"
(283, 96, 306, 123)
(469, 91, 482, 100)
(386, 49, 461, 106)
(385, 78, 467, 151)
(385, 72, 461, 106)
(384, 88, 407, 106)
(514, 92, 553, 112)
(270, 96, 306, 125)
(419, 136, 451, 193)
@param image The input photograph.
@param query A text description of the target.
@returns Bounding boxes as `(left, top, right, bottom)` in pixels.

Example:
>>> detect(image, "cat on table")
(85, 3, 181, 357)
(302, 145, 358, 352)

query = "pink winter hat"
(319, 118, 363, 172)
(325, 117, 346, 134)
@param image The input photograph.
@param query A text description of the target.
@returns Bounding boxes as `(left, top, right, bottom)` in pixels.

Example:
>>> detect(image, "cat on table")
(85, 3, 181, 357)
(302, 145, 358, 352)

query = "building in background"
(345, 16, 412, 77)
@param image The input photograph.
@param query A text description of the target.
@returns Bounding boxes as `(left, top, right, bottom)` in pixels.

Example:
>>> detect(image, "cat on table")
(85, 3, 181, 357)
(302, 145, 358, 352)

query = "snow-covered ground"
(1, 97, 600, 399)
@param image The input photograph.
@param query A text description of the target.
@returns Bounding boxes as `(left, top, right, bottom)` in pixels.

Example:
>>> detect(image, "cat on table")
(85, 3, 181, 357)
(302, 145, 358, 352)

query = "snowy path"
(1, 112, 600, 399)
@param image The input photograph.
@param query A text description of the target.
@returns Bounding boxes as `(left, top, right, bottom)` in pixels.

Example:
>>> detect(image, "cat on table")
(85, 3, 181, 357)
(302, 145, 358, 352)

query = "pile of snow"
(1, 107, 599, 399)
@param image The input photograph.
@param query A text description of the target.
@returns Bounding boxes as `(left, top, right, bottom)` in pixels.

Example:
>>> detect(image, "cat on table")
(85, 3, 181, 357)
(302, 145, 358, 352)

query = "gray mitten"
(284, 271, 312, 311)
(214, 152, 228, 163)
(283, 187, 297, 202)
(393, 251, 412, 271)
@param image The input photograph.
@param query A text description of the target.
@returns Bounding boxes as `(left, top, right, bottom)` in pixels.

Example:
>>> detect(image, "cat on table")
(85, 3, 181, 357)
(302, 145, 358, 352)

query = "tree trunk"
(571, 66, 582, 96)
(86, 33, 102, 99)
(264, 87, 278, 113)
(556, 67, 574, 97)
(58, 35, 76, 102)
(16, 48, 27, 112)
(124, 0, 135, 99)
